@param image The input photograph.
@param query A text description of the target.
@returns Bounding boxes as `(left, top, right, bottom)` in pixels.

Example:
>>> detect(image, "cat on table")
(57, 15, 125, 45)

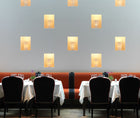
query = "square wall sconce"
(91, 53, 102, 67)
(67, 36, 78, 51)
(91, 14, 102, 29)
(21, 0, 31, 6)
(67, 0, 78, 7)
(115, 0, 125, 7)
(115, 36, 125, 51)
(44, 14, 55, 29)
(20, 36, 31, 51)
(44, 53, 54, 68)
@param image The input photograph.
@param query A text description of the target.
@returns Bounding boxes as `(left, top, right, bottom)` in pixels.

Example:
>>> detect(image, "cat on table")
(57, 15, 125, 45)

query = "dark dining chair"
(33, 76, 60, 118)
(0, 97, 4, 109)
(87, 77, 111, 118)
(2, 76, 23, 118)
(118, 76, 140, 118)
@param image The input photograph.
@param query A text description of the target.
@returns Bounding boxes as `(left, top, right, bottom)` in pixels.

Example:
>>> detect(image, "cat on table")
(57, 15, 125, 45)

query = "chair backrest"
(2, 76, 23, 102)
(119, 76, 140, 103)
(34, 76, 55, 103)
(89, 77, 111, 103)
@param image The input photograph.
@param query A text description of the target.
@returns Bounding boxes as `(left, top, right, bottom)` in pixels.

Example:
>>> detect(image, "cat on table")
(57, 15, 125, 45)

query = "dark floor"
(0, 108, 139, 118)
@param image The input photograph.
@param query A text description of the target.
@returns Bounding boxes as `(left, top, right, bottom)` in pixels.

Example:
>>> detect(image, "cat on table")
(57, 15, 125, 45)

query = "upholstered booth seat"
(0, 72, 32, 82)
(109, 72, 140, 80)
(1, 72, 140, 101)
(74, 89, 79, 99)
(64, 89, 69, 99)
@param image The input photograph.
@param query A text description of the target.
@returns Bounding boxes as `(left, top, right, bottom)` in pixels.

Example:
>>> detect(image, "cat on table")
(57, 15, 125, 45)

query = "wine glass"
(46, 74, 52, 77)
(91, 74, 97, 78)
(11, 74, 17, 77)
(121, 74, 127, 78)
(18, 74, 24, 80)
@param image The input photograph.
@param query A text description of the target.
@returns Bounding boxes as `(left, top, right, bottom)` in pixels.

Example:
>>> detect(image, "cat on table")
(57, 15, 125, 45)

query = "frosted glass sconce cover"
(91, 14, 102, 29)
(91, 53, 102, 67)
(67, 36, 78, 51)
(21, 0, 31, 6)
(20, 36, 31, 51)
(67, 0, 78, 7)
(44, 14, 55, 29)
(115, 36, 125, 51)
(115, 0, 125, 7)
(44, 53, 54, 68)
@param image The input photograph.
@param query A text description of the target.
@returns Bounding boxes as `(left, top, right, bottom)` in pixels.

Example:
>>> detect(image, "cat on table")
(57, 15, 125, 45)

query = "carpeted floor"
(0, 108, 138, 118)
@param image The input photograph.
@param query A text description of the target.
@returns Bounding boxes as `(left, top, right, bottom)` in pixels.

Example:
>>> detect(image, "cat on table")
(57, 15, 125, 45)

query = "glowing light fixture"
(44, 14, 55, 29)
(67, 36, 78, 51)
(115, 0, 125, 7)
(21, 0, 31, 6)
(91, 14, 102, 29)
(115, 36, 125, 51)
(20, 36, 31, 51)
(91, 53, 102, 67)
(68, 0, 78, 7)
(44, 53, 54, 68)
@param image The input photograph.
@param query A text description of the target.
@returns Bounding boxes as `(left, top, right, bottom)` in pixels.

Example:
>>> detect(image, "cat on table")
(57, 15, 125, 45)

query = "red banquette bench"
(1, 72, 140, 100)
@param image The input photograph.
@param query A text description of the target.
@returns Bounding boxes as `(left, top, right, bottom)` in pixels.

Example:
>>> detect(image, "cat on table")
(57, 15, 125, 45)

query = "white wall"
(0, 0, 140, 72)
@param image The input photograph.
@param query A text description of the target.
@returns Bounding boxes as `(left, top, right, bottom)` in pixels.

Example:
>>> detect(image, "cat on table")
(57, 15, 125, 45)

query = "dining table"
(79, 80, 140, 104)
(0, 79, 65, 105)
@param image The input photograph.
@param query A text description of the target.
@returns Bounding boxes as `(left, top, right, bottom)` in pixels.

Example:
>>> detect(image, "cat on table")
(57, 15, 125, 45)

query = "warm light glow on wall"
(44, 53, 54, 68)
(20, 36, 31, 51)
(91, 14, 102, 29)
(91, 53, 102, 67)
(44, 14, 55, 29)
(21, 0, 31, 6)
(67, 36, 78, 51)
(115, 37, 125, 51)
(115, 0, 125, 7)
(67, 0, 78, 7)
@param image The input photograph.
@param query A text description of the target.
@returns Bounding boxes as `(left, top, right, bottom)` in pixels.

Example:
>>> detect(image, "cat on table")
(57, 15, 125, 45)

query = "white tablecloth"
(0, 80, 65, 105)
(79, 81, 120, 104)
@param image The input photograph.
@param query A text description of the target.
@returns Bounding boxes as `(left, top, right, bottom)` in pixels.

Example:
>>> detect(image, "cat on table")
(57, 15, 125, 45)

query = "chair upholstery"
(85, 77, 111, 118)
(119, 77, 139, 103)
(33, 76, 60, 118)
(2, 76, 23, 118)
(89, 77, 111, 103)
(118, 76, 140, 118)
(34, 76, 55, 103)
